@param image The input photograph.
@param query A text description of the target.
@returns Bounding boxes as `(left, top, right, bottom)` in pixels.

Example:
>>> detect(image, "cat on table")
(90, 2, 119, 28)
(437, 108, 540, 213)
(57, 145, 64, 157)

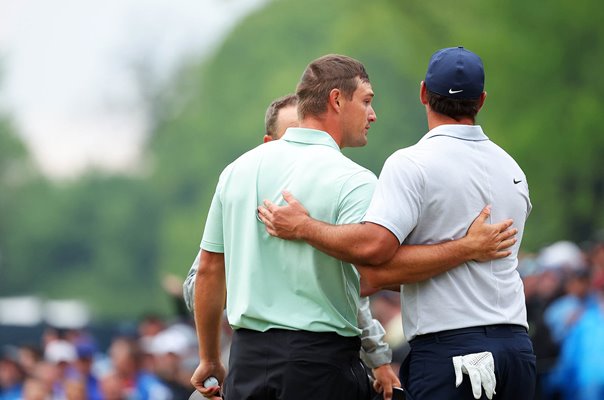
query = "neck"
(300, 115, 344, 148)
(426, 109, 475, 131)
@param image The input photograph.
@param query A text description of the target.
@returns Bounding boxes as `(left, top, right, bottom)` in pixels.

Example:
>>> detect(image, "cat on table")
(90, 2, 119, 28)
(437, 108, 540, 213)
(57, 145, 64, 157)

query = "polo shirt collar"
(282, 128, 341, 151)
(420, 124, 489, 142)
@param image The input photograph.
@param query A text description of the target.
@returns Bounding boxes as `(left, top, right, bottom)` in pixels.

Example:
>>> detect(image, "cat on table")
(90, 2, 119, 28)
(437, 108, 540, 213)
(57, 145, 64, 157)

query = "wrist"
(457, 236, 477, 262)
(295, 215, 314, 240)
(198, 356, 221, 365)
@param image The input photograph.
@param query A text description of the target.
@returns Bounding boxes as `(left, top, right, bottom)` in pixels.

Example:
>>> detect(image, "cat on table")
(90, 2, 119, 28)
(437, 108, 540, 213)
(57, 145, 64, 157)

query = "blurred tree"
(2, 0, 603, 321)
(1, 174, 166, 319)
(385, 0, 604, 248)
(147, 0, 429, 277)
(147, 0, 604, 262)
(0, 115, 35, 295)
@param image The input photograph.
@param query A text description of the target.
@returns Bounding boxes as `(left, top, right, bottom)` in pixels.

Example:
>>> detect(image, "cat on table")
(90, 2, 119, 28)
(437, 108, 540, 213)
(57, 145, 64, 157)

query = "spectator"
(149, 327, 195, 399)
(44, 339, 78, 399)
(549, 281, 604, 399)
(21, 377, 50, 400)
(108, 336, 171, 400)
(69, 339, 103, 400)
(0, 346, 24, 400)
(99, 371, 126, 400)
(587, 239, 604, 291)
(544, 268, 592, 344)
(16, 344, 43, 377)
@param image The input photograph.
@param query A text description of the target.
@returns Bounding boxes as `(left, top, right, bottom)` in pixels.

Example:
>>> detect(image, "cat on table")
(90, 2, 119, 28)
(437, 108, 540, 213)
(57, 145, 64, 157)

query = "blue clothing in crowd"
(549, 294, 604, 399)
(0, 384, 22, 400)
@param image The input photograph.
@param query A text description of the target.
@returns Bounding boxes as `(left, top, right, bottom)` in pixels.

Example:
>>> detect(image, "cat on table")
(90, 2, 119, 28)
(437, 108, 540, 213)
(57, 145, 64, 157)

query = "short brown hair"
(426, 90, 481, 121)
(264, 94, 298, 138)
(296, 54, 369, 119)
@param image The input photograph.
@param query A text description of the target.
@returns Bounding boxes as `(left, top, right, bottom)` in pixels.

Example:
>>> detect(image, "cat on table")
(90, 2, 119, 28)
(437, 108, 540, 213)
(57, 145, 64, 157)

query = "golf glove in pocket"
(452, 351, 496, 399)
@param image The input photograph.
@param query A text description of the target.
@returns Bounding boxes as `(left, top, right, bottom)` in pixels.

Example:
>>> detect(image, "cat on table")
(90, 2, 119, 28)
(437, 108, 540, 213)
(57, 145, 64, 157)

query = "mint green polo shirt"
(201, 128, 376, 337)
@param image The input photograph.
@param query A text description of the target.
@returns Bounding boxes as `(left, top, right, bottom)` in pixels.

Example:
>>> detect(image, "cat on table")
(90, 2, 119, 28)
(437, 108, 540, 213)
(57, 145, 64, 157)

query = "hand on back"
(464, 206, 517, 262)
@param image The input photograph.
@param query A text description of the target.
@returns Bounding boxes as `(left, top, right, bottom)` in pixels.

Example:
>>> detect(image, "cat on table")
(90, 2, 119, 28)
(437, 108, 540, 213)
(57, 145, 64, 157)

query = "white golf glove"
(452, 351, 496, 399)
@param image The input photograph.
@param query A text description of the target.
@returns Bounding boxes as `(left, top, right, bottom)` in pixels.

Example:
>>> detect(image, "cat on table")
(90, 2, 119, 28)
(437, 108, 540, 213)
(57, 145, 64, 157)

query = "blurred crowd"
(521, 238, 604, 400)
(0, 313, 204, 400)
(2, 238, 604, 400)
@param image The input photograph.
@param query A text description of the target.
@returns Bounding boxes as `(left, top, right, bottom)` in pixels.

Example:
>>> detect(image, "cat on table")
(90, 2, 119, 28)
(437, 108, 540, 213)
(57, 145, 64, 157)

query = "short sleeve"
(363, 152, 424, 243)
(200, 166, 231, 253)
(336, 170, 377, 225)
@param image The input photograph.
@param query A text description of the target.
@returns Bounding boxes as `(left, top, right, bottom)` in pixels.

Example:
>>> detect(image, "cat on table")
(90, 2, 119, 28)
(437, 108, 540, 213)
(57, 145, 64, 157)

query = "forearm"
(358, 238, 474, 287)
(299, 220, 398, 265)
(194, 250, 226, 362)
(183, 250, 201, 313)
(357, 297, 392, 368)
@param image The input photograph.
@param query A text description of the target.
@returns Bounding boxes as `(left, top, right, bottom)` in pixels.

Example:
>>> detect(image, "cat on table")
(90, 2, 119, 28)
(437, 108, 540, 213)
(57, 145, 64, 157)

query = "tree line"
(1, 0, 602, 319)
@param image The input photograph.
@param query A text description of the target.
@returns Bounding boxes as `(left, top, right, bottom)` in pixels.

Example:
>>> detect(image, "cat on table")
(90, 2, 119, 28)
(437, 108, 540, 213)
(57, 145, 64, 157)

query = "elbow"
(197, 250, 225, 277)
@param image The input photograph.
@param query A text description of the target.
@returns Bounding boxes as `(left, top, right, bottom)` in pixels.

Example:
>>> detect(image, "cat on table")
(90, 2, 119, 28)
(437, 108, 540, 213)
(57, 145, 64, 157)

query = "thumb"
(477, 205, 491, 223)
(282, 190, 296, 205)
(471, 204, 491, 226)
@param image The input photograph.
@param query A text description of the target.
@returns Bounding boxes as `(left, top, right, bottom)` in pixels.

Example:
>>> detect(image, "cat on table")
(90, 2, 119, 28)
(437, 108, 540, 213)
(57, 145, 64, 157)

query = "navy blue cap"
(425, 46, 484, 100)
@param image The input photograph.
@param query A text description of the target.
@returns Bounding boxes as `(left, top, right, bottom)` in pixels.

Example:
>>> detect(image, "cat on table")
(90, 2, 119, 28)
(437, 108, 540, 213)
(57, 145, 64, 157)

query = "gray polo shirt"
(201, 128, 376, 337)
(364, 124, 531, 340)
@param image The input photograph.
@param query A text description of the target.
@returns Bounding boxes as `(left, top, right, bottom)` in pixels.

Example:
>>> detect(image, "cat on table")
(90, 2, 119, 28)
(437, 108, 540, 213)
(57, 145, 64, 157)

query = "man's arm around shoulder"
(357, 207, 517, 288)
(258, 191, 399, 265)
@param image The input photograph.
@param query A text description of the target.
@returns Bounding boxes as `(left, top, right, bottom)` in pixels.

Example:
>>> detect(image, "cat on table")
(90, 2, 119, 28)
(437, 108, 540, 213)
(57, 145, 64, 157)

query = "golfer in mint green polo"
(190, 54, 378, 400)
(202, 127, 375, 335)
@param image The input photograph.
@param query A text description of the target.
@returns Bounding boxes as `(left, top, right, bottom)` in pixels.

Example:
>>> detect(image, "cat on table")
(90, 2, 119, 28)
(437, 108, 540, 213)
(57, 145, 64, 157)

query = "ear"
(477, 91, 487, 112)
(328, 88, 341, 112)
(263, 135, 273, 143)
(420, 81, 428, 105)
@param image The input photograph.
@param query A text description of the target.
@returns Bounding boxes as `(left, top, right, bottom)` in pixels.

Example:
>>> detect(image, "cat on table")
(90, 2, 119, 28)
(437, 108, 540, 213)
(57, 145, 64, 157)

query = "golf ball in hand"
(203, 377, 219, 388)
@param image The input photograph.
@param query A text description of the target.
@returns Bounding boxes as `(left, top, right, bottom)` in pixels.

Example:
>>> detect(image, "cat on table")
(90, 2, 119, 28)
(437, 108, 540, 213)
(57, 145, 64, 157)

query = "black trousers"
(223, 328, 371, 400)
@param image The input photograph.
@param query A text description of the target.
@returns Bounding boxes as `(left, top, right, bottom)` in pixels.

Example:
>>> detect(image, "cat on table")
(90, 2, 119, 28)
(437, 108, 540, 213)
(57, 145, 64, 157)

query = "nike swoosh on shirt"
(513, 179, 522, 184)
(448, 88, 463, 94)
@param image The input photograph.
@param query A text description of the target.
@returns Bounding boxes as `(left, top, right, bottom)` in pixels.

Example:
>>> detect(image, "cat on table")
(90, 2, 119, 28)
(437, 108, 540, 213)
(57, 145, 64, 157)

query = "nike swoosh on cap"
(449, 89, 464, 94)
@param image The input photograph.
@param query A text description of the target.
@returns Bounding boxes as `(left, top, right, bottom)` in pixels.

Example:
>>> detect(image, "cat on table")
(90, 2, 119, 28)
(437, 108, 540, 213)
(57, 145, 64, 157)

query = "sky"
(0, 0, 267, 178)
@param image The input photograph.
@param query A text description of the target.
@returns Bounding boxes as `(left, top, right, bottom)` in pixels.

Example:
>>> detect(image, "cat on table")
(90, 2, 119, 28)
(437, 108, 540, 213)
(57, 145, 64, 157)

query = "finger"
(474, 205, 492, 225)
(196, 387, 220, 398)
(497, 237, 517, 250)
(263, 199, 279, 212)
(257, 208, 270, 225)
(282, 190, 296, 205)
(373, 380, 382, 392)
(480, 372, 494, 400)
(467, 369, 482, 399)
(264, 223, 278, 236)
(493, 219, 514, 232)
(453, 357, 464, 387)
(498, 227, 518, 241)
(257, 213, 277, 235)
(383, 383, 393, 400)
(492, 250, 512, 259)
(484, 372, 496, 399)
